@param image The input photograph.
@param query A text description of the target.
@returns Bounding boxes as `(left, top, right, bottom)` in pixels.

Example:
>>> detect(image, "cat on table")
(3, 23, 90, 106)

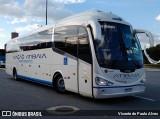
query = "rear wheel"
(55, 75, 65, 93)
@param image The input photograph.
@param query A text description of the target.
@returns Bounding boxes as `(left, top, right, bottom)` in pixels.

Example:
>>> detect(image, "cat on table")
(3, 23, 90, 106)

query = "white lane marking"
(133, 95, 156, 102)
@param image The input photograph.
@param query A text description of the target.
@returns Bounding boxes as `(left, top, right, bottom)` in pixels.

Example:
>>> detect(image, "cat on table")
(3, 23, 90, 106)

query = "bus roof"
(8, 10, 131, 41)
(56, 10, 131, 27)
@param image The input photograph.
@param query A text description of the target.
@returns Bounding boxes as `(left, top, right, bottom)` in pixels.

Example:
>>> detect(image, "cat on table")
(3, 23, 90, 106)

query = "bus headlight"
(95, 77, 113, 86)
(140, 78, 146, 84)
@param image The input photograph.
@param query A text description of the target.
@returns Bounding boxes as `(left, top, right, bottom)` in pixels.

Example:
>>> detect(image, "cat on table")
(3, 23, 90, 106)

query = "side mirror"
(133, 29, 160, 64)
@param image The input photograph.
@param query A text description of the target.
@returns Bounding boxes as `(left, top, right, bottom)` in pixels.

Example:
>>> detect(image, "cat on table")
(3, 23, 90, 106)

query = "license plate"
(124, 88, 132, 92)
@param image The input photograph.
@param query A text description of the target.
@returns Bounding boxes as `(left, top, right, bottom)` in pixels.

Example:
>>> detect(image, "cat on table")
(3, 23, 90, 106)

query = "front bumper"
(93, 84, 146, 99)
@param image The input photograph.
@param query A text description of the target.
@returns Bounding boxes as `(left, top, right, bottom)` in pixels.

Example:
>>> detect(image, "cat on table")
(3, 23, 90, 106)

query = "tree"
(143, 44, 160, 64)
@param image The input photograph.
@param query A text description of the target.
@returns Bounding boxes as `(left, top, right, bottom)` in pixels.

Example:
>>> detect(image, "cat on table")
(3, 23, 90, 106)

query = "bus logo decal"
(113, 73, 141, 79)
(13, 53, 47, 64)
(14, 53, 47, 60)
(26, 53, 47, 59)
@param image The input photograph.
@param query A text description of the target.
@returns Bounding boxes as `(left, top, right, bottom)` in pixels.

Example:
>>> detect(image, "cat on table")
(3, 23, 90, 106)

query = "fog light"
(140, 78, 146, 84)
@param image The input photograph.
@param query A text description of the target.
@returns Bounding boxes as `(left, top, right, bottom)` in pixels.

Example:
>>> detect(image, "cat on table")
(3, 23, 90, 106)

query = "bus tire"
(55, 75, 65, 93)
(13, 68, 19, 81)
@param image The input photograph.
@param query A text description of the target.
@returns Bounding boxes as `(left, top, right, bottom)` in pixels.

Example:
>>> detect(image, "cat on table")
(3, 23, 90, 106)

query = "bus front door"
(78, 27, 93, 97)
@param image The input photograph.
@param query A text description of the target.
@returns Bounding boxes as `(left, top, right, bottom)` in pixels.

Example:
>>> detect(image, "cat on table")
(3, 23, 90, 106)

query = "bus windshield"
(93, 22, 143, 70)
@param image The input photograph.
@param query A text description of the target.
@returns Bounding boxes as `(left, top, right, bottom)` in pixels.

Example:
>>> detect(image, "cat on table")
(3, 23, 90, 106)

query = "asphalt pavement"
(0, 68, 160, 119)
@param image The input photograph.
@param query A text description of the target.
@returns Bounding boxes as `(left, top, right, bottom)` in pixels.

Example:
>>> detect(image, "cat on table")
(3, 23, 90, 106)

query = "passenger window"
(6, 39, 22, 53)
(20, 35, 36, 51)
(36, 28, 53, 49)
(54, 26, 78, 57)
(6, 28, 53, 52)
(78, 27, 92, 64)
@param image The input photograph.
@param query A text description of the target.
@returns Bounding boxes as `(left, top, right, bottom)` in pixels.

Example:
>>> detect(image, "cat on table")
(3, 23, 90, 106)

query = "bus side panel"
(16, 49, 52, 85)
(5, 53, 13, 76)
(50, 51, 79, 93)
(78, 60, 92, 97)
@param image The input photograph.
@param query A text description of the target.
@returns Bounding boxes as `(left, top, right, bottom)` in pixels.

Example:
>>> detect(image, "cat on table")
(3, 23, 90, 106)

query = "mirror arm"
(133, 29, 154, 47)
(134, 29, 160, 64)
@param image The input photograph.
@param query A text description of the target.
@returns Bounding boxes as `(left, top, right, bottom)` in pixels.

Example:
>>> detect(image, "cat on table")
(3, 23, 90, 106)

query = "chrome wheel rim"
(57, 78, 64, 89)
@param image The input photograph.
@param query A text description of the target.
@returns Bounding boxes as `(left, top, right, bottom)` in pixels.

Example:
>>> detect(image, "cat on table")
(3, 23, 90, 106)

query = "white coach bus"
(6, 11, 154, 98)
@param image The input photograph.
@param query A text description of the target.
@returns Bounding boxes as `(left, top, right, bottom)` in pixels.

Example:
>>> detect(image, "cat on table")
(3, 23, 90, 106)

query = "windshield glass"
(93, 22, 143, 69)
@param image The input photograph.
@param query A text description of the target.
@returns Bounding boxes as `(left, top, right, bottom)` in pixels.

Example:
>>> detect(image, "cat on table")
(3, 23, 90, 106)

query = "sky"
(0, 0, 160, 49)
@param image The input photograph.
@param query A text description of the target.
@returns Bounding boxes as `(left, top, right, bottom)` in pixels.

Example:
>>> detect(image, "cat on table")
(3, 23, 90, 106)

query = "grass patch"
(145, 64, 160, 69)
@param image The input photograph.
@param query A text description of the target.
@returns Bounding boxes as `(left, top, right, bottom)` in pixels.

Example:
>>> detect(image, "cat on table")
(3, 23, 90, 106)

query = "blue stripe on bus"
(93, 84, 146, 89)
(17, 75, 52, 86)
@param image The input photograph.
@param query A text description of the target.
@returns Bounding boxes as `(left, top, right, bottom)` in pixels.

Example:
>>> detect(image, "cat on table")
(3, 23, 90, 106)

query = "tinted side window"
(54, 26, 78, 57)
(6, 39, 21, 53)
(6, 28, 53, 53)
(20, 35, 36, 51)
(18, 28, 53, 51)
(78, 27, 92, 64)
(36, 28, 53, 49)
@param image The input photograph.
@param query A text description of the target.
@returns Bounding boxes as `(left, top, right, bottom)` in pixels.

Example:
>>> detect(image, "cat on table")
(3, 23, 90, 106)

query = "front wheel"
(55, 76, 65, 93)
